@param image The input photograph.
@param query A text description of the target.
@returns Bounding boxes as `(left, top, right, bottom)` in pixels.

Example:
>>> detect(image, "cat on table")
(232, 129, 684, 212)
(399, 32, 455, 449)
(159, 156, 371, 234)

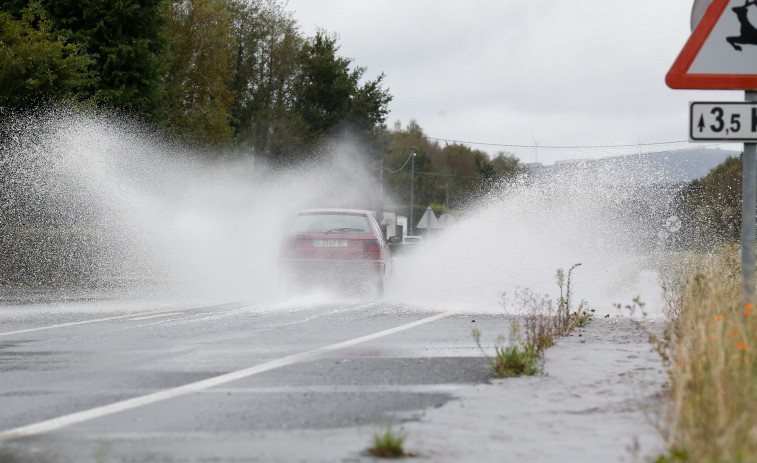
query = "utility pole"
(409, 150, 416, 236)
(378, 150, 385, 221)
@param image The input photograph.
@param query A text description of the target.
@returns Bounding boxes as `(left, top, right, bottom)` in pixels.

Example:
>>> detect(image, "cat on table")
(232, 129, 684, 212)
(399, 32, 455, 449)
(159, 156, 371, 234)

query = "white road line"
(0, 303, 239, 337)
(128, 312, 183, 321)
(0, 311, 451, 442)
(277, 301, 379, 328)
(202, 384, 465, 394)
(0, 308, 188, 337)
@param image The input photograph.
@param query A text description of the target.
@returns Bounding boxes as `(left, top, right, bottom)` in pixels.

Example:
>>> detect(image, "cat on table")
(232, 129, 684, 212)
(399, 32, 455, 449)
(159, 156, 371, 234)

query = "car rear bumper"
(279, 259, 386, 283)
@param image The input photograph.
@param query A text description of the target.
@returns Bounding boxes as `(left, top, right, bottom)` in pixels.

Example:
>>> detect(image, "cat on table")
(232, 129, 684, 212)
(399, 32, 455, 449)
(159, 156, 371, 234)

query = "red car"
(279, 209, 394, 295)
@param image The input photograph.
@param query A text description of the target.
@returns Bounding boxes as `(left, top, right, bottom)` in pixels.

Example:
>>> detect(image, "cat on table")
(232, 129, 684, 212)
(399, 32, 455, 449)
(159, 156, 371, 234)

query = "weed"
(477, 266, 589, 379)
(473, 322, 542, 378)
(557, 263, 590, 330)
(369, 425, 411, 458)
(507, 287, 559, 353)
(570, 307, 595, 327)
(654, 449, 689, 462)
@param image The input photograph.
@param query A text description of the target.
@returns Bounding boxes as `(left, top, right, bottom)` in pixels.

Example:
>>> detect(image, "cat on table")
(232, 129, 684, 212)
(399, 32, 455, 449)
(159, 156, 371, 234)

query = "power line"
(385, 167, 484, 180)
(422, 136, 690, 150)
(385, 142, 741, 181)
(389, 130, 701, 150)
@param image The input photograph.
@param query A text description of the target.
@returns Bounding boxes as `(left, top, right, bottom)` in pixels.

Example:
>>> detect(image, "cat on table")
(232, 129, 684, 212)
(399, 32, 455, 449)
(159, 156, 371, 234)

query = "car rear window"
(289, 213, 372, 235)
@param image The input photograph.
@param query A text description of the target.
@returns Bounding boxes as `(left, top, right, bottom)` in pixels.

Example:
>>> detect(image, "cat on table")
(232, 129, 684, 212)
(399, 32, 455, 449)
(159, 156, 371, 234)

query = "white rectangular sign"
(690, 101, 757, 141)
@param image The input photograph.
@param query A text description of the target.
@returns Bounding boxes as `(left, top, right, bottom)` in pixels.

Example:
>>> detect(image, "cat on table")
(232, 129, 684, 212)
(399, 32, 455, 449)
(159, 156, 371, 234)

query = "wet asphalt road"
(0, 297, 506, 462)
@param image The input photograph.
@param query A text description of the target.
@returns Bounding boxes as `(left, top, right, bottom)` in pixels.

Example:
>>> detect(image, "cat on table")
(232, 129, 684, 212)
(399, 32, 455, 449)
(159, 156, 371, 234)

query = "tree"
(489, 151, 527, 180)
(5, 0, 169, 117)
(383, 121, 527, 214)
(384, 121, 428, 210)
(442, 143, 483, 178)
(0, 4, 94, 111)
(162, 0, 236, 146)
(677, 155, 742, 248)
(292, 31, 391, 146)
(227, 0, 304, 155)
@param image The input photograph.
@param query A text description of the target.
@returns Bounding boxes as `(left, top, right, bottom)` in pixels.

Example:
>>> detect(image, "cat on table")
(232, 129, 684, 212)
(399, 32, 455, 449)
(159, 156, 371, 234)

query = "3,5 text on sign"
(690, 102, 757, 141)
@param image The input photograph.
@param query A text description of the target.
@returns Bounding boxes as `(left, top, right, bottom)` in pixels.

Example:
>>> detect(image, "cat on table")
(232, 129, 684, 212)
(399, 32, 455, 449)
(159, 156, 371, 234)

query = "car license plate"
(313, 239, 348, 247)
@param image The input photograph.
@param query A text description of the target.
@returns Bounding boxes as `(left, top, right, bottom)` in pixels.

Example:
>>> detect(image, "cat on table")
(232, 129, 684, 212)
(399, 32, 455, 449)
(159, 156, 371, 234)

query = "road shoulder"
(402, 317, 666, 463)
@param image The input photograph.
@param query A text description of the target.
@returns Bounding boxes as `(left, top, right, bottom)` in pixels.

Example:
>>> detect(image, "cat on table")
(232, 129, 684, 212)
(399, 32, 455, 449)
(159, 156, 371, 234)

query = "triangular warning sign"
(416, 207, 440, 229)
(667, 0, 757, 90)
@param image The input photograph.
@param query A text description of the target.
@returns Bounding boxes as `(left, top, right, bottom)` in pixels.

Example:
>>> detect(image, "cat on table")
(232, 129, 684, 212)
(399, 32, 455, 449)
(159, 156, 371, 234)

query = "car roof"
(297, 208, 373, 215)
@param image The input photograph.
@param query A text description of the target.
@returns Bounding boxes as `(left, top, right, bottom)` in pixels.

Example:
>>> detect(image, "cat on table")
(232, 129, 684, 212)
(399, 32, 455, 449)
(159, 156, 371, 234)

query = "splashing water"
(1, 108, 676, 316)
(0, 107, 379, 302)
(384, 164, 672, 316)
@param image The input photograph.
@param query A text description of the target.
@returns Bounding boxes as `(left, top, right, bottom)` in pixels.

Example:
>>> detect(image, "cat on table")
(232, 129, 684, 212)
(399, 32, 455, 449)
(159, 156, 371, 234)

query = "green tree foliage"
(228, 15, 391, 161)
(62, 0, 167, 116)
(677, 155, 742, 247)
(0, 3, 94, 110)
(293, 31, 391, 145)
(382, 120, 526, 226)
(438, 143, 481, 178)
(3, 0, 169, 117)
(0, 0, 524, 212)
(490, 151, 527, 180)
(227, 0, 304, 156)
(383, 121, 434, 217)
(162, 0, 236, 146)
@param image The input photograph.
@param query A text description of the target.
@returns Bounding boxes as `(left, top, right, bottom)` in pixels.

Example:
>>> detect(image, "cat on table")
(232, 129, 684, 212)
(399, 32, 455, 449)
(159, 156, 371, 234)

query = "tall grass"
(658, 246, 757, 462)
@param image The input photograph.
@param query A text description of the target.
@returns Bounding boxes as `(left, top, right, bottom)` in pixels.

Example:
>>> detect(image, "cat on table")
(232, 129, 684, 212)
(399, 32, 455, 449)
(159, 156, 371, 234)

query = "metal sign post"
(742, 91, 757, 306)
(409, 150, 416, 236)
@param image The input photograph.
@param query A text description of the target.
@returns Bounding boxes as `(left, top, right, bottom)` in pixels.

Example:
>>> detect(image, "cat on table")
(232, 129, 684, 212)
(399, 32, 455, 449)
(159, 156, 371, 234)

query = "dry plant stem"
(557, 263, 591, 331)
(517, 287, 559, 353)
(657, 246, 757, 462)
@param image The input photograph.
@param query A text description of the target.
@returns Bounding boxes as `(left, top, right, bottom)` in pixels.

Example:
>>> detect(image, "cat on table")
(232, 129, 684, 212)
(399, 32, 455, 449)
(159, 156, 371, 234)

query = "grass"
(473, 322, 542, 378)
(655, 246, 757, 462)
(475, 265, 591, 378)
(369, 425, 412, 458)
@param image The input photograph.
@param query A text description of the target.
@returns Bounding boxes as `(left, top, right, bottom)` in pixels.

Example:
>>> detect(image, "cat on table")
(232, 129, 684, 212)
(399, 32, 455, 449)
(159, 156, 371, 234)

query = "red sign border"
(667, 0, 757, 90)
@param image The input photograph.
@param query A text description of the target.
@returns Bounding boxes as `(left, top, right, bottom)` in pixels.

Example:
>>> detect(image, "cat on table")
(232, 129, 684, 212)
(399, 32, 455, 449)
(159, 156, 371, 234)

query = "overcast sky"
(283, 0, 743, 165)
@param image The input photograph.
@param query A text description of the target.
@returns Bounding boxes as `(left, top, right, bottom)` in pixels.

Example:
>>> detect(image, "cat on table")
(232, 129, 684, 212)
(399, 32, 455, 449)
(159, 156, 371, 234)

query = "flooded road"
(0, 108, 671, 462)
(0, 298, 499, 462)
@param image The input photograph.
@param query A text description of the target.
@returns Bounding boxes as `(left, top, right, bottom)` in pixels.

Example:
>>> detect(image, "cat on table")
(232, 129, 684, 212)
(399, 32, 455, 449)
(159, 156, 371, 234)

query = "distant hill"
(527, 148, 738, 185)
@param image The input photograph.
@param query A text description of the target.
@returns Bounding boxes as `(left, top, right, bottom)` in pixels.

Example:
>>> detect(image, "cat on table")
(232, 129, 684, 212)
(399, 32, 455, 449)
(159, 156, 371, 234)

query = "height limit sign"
(690, 102, 757, 141)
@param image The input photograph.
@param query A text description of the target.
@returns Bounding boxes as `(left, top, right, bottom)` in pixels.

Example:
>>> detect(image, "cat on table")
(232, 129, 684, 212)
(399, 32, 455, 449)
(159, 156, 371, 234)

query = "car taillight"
(363, 240, 380, 253)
